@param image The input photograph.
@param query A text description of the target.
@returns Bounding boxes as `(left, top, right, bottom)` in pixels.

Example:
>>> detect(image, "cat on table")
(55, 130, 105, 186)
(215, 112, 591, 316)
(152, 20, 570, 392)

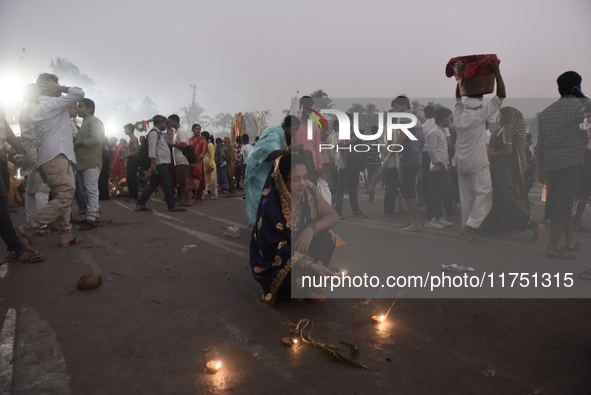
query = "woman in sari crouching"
(250, 154, 340, 305)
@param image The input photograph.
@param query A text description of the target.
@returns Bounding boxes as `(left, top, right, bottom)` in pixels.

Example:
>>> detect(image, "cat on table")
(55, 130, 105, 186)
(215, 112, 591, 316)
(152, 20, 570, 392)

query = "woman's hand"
(294, 227, 314, 255)
(309, 263, 336, 277)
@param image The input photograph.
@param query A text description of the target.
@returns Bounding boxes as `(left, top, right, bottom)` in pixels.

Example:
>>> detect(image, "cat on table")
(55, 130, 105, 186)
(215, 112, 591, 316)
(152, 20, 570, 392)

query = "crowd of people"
(1, 64, 591, 294)
(0, 73, 257, 263)
(245, 63, 591, 303)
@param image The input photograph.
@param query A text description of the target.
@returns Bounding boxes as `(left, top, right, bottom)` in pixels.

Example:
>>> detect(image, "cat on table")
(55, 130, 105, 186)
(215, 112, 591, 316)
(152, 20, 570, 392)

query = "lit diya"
(371, 315, 385, 324)
(282, 337, 298, 347)
(204, 360, 222, 374)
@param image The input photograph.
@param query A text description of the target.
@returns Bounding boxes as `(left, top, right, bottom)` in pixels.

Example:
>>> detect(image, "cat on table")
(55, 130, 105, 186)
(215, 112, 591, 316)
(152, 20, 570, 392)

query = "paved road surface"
(1, 186, 591, 394)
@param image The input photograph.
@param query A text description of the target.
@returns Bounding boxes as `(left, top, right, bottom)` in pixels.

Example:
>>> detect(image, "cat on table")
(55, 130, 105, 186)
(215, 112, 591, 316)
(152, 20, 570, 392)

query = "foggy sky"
(1, 0, 590, 137)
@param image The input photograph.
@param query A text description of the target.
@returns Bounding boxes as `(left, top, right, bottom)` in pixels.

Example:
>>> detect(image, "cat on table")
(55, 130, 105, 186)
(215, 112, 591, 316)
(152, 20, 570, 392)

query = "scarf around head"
(498, 106, 527, 174)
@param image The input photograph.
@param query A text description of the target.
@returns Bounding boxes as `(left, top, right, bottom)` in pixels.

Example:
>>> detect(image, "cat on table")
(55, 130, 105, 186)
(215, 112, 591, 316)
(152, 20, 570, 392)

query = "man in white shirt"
(453, 60, 505, 242)
(17, 73, 84, 249)
(136, 115, 186, 212)
(425, 107, 454, 229)
(167, 114, 191, 206)
(240, 133, 254, 168)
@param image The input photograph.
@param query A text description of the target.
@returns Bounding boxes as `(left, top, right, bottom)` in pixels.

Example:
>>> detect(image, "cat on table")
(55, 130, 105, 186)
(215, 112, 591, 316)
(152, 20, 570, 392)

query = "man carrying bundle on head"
(453, 59, 505, 243)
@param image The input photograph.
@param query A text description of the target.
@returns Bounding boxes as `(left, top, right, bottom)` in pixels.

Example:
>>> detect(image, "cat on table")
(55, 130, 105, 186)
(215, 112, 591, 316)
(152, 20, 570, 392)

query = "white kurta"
(454, 96, 502, 228)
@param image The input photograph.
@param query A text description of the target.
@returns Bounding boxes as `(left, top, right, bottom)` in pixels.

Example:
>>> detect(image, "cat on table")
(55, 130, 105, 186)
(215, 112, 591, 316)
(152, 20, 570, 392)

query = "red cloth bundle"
(445, 54, 500, 81)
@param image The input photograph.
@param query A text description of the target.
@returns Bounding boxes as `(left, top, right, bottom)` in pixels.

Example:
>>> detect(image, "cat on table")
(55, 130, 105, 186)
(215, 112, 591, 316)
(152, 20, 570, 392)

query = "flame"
(379, 316, 385, 322)
(215, 362, 221, 370)
(293, 339, 298, 344)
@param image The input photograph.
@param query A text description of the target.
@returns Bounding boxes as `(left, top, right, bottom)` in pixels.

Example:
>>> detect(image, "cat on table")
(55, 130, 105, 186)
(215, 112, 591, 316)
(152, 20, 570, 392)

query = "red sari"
(111, 145, 126, 180)
(188, 135, 208, 200)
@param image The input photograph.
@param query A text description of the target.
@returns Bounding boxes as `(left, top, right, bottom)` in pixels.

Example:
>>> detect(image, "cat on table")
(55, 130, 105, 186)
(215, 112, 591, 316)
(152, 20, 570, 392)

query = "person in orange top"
(188, 124, 208, 202)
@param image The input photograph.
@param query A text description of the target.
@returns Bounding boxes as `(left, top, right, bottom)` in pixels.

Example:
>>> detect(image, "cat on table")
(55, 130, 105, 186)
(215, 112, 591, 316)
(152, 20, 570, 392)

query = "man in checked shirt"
(537, 71, 587, 259)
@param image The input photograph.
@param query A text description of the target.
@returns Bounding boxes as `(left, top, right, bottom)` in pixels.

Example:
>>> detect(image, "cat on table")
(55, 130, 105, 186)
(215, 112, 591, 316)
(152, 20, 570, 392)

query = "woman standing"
(201, 131, 218, 199)
(480, 107, 544, 239)
(188, 124, 208, 203)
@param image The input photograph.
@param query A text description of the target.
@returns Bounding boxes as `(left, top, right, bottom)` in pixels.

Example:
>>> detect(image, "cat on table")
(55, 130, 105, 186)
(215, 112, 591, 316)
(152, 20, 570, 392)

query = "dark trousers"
(335, 168, 360, 215)
(0, 161, 9, 194)
(442, 175, 456, 217)
(126, 156, 139, 200)
(137, 164, 176, 209)
(421, 152, 431, 205)
(0, 173, 24, 253)
(384, 167, 399, 215)
(235, 165, 242, 187)
(98, 161, 110, 200)
(426, 170, 447, 220)
(545, 165, 583, 223)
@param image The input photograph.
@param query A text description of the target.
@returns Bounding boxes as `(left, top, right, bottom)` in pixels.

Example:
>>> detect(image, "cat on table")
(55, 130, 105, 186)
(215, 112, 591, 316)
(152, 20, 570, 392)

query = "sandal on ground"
(546, 248, 575, 259)
(77, 220, 97, 231)
(168, 207, 186, 212)
(134, 206, 152, 212)
(59, 237, 82, 248)
(10, 248, 44, 263)
(565, 241, 581, 252)
(578, 269, 591, 280)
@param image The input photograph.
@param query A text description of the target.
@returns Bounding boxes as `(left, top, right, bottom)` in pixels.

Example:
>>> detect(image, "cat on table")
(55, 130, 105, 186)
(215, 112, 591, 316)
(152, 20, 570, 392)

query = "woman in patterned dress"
(480, 107, 545, 240)
(250, 154, 339, 305)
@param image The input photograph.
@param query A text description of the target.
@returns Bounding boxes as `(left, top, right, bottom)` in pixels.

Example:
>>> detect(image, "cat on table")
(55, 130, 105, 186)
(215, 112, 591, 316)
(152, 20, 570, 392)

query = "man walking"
(135, 115, 186, 212)
(537, 71, 587, 258)
(74, 98, 104, 230)
(454, 60, 505, 242)
(167, 114, 191, 205)
(383, 96, 424, 231)
(17, 74, 84, 248)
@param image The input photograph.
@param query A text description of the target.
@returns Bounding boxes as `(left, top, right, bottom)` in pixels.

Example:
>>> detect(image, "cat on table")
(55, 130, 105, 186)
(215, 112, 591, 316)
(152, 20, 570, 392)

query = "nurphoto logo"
(305, 108, 418, 153)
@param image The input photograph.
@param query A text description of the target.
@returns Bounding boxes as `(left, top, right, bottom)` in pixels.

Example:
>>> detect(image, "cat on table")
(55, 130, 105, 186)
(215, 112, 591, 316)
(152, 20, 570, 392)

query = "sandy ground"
(1, 185, 591, 395)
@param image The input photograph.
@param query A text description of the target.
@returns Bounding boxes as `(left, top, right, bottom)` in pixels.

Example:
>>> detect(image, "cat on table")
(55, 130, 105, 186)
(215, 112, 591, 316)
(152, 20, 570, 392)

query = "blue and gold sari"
(250, 158, 336, 305)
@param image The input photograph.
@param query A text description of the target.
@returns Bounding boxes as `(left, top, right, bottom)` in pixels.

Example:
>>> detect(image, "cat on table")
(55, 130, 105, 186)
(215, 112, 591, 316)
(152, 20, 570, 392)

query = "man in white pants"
(453, 60, 505, 242)
(74, 98, 104, 230)
(19, 83, 51, 222)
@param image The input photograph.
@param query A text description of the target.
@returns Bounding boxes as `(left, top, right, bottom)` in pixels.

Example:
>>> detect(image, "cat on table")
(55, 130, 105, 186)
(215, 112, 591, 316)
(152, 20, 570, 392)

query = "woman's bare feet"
(530, 224, 545, 242)
(399, 222, 412, 229)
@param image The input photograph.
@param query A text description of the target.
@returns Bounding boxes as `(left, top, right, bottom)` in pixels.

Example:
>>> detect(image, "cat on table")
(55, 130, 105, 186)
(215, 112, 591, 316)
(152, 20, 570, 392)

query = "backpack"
(182, 145, 197, 164)
(139, 129, 160, 170)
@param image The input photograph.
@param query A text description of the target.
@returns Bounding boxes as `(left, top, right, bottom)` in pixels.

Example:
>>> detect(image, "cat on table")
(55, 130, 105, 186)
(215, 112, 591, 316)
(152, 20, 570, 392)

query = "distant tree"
(345, 103, 383, 134)
(244, 110, 271, 137)
(310, 89, 335, 111)
(411, 100, 424, 118)
(49, 57, 94, 87)
(183, 102, 210, 128)
(213, 113, 233, 134)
